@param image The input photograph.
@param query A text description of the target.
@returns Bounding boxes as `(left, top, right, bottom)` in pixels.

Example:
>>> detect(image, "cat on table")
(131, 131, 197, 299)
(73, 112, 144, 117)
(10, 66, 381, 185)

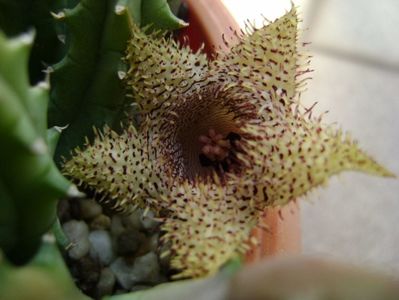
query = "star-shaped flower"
(63, 7, 393, 279)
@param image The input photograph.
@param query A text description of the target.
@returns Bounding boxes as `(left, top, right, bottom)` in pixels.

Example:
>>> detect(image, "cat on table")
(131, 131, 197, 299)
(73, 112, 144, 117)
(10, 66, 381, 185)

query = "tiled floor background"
(223, 0, 399, 274)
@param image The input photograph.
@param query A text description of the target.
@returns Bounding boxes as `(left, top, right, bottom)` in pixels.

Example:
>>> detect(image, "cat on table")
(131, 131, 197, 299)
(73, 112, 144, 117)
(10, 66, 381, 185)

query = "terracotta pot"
(180, 0, 301, 262)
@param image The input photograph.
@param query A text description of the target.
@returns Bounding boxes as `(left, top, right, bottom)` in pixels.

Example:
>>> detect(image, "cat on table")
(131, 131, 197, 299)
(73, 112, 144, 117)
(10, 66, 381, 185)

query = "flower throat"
(198, 128, 242, 174)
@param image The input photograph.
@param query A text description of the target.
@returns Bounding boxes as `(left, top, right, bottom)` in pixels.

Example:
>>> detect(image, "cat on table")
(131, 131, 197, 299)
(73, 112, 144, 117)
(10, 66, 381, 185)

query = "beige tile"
(300, 53, 399, 273)
(221, 0, 312, 29)
(302, 53, 399, 170)
(308, 0, 399, 65)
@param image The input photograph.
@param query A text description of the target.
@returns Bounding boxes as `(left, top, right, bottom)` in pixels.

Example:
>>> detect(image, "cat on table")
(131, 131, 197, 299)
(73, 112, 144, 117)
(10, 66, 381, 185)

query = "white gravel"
(63, 220, 90, 259)
(89, 230, 114, 265)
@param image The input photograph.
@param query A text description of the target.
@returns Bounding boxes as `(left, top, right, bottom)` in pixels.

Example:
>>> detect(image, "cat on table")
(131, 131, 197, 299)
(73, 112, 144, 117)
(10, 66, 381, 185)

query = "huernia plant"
(63, 6, 393, 280)
(0, 31, 79, 264)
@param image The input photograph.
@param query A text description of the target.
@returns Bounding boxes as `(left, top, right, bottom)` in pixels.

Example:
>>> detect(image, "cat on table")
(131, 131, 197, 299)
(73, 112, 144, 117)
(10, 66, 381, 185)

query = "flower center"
(174, 104, 243, 180)
(198, 129, 241, 174)
(158, 84, 257, 182)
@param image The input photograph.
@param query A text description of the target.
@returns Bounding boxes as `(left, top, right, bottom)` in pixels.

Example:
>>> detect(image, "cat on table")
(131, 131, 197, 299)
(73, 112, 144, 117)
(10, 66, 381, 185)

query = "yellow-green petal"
(62, 125, 166, 211)
(210, 6, 309, 116)
(125, 25, 209, 114)
(161, 180, 257, 279)
(238, 118, 394, 207)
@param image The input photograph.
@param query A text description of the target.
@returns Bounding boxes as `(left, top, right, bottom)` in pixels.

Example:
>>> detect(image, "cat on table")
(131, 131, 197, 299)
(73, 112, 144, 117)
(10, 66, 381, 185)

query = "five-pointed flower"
(63, 7, 393, 279)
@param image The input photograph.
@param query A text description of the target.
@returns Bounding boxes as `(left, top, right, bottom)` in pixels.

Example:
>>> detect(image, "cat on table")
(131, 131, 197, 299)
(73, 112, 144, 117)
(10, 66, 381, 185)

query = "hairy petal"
(62, 126, 166, 211)
(238, 117, 394, 207)
(125, 25, 209, 114)
(210, 6, 311, 118)
(161, 180, 257, 279)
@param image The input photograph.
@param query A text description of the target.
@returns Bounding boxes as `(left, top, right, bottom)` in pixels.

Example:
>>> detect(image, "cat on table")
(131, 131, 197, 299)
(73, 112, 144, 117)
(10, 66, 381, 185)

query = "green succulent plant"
(0, 239, 90, 300)
(0, 0, 397, 299)
(0, 30, 76, 264)
(47, 0, 187, 162)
